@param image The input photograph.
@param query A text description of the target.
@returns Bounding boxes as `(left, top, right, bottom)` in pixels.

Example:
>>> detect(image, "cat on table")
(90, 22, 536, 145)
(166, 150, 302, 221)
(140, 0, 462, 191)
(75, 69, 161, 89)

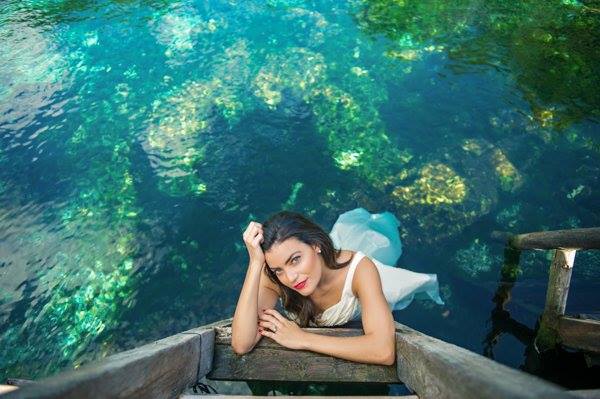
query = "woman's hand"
(243, 221, 265, 266)
(258, 309, 307, 350)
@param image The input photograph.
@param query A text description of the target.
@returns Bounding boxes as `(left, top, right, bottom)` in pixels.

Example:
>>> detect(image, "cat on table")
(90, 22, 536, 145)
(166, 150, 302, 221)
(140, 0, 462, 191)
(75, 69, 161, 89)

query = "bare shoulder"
(351, 256, 381, 297)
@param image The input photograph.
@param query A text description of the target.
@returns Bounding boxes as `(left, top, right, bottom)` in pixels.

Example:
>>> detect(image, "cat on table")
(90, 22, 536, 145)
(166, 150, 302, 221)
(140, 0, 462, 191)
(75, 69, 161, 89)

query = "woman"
(231, 209, 442, 366)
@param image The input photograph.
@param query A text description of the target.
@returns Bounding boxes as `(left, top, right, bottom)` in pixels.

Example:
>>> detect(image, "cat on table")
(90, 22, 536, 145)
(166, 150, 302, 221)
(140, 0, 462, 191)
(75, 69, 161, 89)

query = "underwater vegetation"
(388, 138, 510, 244)
(453, 239, 500, 278)
(0, 21, 73, 133)
(0, 118, 143, 378)
(0, 25, 149, 375)
(354, 0, 600, 129)
(392, 163, 467, 206)
(496, 203, 524, 230)
(1, 0, 599, 385)
(252, 43, 415, 197)
(150, 5, 222, 66)
(138, 0, 580, 248)
(143, 39, 251, 197)
(0, 24, 67, 96)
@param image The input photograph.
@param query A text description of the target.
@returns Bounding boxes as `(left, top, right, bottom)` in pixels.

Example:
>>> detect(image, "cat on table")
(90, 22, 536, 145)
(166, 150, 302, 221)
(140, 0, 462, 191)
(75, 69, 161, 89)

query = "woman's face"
(264, 237, 322, 296)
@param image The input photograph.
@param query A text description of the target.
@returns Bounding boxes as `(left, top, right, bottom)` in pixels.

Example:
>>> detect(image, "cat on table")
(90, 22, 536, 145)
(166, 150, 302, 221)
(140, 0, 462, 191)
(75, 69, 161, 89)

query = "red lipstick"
(294, 278, 308, 290)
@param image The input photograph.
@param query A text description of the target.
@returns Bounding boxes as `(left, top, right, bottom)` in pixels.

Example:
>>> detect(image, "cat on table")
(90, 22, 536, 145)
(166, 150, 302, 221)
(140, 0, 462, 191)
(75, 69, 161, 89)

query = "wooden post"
(535, 249, 576, 352)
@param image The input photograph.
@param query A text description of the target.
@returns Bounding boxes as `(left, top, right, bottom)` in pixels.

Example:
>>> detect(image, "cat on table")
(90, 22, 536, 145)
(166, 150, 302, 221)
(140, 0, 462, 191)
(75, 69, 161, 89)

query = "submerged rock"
(150, 6, 223, 66)
(253, 47, 327, 108)
(392, 163, 467, 206)
(462, 139, 524, 193)
(142, 40, 252, 197)
(390, 139, 500, 245)
(453, 239, 499, 279)
(253, 47, 411, 191)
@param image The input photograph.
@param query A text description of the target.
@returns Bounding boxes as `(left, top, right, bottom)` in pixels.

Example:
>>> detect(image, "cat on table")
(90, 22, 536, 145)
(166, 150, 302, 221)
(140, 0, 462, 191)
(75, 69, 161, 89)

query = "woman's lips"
(294, 278, 308, 289)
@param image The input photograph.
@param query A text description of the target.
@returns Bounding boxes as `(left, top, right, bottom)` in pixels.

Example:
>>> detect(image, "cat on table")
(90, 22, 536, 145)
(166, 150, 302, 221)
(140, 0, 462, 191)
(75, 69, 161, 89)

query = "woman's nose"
(286, 270, 298, 282)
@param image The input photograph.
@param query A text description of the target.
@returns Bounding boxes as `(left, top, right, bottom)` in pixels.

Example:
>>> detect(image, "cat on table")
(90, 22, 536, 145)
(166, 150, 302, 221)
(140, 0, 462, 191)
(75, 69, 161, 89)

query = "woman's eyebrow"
(271, 251, 300, 270)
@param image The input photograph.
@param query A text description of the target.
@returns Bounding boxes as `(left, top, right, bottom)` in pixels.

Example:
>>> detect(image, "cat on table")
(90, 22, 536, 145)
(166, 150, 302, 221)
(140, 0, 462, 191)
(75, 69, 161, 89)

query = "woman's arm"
(301, 257, 396, 365)
(232, 221, 274, 354)
(231, 262, 279, 354)
(231, 259, 263, 354)
(301, 328, 395, 365)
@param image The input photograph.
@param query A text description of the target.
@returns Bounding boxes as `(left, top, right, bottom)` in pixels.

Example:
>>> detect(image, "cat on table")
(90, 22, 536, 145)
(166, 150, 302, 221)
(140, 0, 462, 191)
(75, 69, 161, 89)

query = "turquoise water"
(1, 0, 599, 392)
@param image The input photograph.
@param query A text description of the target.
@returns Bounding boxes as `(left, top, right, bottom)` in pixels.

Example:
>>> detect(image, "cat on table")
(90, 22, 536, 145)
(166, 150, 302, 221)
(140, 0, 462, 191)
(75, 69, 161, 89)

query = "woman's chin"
(292, 283, 313, 296)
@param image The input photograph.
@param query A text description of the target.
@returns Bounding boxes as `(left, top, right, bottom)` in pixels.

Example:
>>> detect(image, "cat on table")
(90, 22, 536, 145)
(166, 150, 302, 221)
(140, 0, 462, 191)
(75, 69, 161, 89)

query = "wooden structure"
(1, 318, 584, 399)
(508, 227, 600, 353)
(3, 227, 598, 398)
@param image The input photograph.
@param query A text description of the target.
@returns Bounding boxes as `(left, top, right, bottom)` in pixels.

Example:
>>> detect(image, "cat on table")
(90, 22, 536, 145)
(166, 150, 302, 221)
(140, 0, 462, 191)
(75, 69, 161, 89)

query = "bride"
(231, 209, 442, 365)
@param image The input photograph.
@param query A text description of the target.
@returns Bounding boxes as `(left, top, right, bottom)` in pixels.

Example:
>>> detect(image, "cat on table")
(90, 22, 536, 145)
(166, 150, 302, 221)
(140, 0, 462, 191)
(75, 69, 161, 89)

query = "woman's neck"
(312, 250, 352, 297)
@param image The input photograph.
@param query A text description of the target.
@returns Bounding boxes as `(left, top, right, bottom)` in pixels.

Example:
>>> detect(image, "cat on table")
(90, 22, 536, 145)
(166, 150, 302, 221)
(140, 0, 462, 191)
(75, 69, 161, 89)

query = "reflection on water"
(0, 0, 599, 391)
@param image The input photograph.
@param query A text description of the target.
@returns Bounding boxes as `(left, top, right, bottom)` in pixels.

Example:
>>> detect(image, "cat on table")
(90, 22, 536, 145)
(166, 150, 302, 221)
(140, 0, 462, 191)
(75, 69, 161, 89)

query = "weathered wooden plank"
(509, 228, 600, 250)
(568, 389, 600, 399)
(536, 249, 576, 351)
(181, 317, 232, 334)
(207, 326, 399, 383)
(176, 317, 232, 380)
(394, 322, 577, 399)
(180, 396, 418, 399)
(180, 396, 419, 399)
(559, 316, 600, 353)
(2, 332, 202, 399)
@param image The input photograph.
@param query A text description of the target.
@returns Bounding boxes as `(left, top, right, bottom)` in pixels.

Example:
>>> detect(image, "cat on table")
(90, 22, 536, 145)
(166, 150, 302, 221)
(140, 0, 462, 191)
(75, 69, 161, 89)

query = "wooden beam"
(568, 389, 600, 398)
(180, 396, 418, 399)
(207, 326, 400, 383)
(536, 249, 576, 352)
(180, 396, 419, 399)
(509, 228, 600, 250)
(2, 329, 214, 399)
(559, 317, 600, 353)
(394, 322, 577, 399)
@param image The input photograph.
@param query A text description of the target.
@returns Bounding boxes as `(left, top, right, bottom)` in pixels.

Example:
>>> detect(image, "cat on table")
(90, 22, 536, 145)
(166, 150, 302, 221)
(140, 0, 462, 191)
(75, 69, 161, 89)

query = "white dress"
(282, 250, 443, 327)
(281, 208, 444, 327)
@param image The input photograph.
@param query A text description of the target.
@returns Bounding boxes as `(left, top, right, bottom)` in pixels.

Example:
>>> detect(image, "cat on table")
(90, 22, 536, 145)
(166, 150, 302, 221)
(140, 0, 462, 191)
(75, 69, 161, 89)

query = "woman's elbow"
(379, 348, 396, 366)
(231, 341, 253, 355)
(378, 337, 396, 366)
(231, 334, 256, 355)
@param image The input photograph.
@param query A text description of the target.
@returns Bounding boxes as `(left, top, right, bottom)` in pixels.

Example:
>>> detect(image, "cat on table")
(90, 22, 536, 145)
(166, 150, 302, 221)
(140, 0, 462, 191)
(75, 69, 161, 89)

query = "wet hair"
(260, 211, 352, 327)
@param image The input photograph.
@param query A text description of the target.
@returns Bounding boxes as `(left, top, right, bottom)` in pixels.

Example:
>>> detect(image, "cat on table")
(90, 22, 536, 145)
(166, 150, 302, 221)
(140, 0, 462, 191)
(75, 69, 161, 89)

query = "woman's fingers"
(252, 232, 263, 247)
(258, 320, 279, 332)
(245, 222, 262, 235)
(243, 222, 263, 244)
(263, 309, 287, 324)
(258, 317, 281, 330)
(259, 313, 283, 328)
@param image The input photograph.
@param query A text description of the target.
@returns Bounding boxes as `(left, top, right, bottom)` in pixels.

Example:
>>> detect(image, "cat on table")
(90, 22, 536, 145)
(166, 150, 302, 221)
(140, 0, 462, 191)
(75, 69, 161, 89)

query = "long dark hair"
(260, 211, 352, 327)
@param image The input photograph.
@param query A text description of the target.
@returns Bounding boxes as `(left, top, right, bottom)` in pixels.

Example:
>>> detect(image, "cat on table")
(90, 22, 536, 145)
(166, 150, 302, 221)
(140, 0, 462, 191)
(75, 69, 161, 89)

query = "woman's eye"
(275, 269, 282, 275)
(292, 256, 300, 264)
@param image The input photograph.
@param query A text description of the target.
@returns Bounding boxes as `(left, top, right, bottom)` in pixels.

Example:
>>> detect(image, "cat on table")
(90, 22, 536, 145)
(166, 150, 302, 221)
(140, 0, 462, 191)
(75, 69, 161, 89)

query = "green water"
(1, 0, 599, 393)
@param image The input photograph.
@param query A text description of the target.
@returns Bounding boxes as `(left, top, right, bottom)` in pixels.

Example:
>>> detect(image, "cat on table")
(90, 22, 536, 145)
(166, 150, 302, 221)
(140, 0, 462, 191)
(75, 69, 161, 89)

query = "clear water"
(1, 0, 599, 393)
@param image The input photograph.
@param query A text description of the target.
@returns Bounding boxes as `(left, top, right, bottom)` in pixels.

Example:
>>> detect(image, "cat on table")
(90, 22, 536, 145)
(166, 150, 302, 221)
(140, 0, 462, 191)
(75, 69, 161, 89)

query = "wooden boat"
(0, 318, 578, 399)
(2, 228, 599, 399)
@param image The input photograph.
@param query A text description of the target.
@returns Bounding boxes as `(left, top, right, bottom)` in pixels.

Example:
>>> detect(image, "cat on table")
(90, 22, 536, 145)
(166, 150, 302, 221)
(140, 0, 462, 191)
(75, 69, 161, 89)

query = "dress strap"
(342, 251, 365, 297)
